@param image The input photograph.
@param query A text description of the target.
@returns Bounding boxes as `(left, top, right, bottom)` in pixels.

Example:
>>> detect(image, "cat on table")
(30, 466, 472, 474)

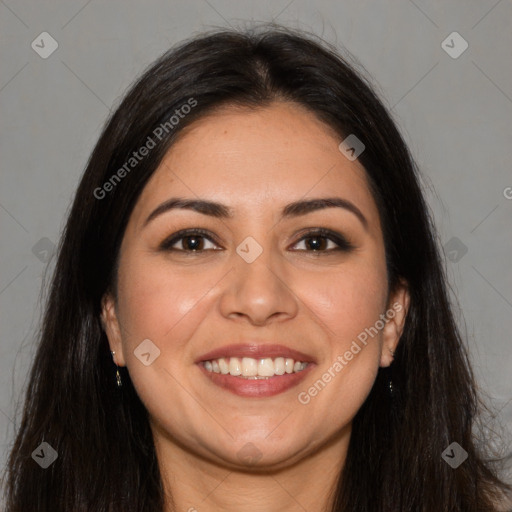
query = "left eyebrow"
(281, 197, 368, 230)
(143, 196, 368, 230)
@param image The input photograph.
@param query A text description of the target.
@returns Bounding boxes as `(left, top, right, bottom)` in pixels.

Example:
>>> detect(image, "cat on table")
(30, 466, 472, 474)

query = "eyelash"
(159, 228, 355, 254)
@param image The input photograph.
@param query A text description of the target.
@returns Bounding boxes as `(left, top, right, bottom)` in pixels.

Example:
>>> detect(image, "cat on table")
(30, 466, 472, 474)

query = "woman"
(4, 25, 511, 511)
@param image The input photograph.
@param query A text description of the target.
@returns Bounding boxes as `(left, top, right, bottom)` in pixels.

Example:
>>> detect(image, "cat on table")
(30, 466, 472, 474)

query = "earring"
(388, 379, 395, 398)
(111, 351, 122, 388)
(389, 348, 395, 398)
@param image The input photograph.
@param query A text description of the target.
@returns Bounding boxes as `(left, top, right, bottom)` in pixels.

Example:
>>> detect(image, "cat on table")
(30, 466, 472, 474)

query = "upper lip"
(195, 343, 316, 364)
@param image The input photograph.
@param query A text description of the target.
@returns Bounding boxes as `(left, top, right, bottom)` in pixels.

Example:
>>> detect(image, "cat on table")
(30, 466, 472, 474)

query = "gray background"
(1, 0, 511, 483)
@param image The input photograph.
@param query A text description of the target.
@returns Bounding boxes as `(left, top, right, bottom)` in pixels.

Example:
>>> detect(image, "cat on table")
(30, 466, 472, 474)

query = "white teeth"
(274, 357, 285, 375)
(218, 357, 229, 374)
(258, 358, 275, 377)
(228, 357, 242, 376)
(241, 357, 258, 377)
(202, 356, 309, 378)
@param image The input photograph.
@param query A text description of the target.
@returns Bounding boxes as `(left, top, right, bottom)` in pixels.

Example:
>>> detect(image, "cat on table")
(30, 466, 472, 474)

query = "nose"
(218, 244, 299, 326)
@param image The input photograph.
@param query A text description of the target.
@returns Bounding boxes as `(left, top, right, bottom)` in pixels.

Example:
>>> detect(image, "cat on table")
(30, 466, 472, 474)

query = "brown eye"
(179, 235, 206, 251)
(160, 229, 220, 252)
(291, 229, 354, 253)
(160, 228, 354, 254)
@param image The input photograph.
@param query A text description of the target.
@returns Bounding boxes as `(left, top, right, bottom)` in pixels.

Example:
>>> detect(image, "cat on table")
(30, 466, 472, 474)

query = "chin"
(207, 436, 311, 471)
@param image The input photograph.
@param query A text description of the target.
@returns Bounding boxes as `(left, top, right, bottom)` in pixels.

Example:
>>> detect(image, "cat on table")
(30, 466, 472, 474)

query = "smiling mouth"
(197, 357, 315, 398)
(202, 356, 309, 378)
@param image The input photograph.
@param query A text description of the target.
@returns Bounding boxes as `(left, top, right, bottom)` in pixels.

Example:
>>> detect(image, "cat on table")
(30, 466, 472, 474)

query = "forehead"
(129, 102, 380, 228)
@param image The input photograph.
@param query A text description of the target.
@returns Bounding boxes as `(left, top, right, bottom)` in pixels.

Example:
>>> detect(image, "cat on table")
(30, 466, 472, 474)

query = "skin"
(102, 101, 410, 512)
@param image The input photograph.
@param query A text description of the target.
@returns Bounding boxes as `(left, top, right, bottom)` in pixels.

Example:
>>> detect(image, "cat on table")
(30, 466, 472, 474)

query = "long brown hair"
(4, 25, 511, 511)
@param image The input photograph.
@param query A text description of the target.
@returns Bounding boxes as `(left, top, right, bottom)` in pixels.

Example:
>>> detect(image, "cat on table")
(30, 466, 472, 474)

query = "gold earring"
(111, 351, 122, 388)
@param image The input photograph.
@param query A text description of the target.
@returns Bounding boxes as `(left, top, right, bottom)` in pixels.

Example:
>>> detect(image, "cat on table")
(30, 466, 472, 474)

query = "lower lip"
(197, 363, 315, 398)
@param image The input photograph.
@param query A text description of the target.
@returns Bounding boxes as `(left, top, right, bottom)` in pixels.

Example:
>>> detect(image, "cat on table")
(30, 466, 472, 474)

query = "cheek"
(116, 255, 215, 342)
(292, 255, 387, 412)
(298, 259, 388, 348)
(113, 256, 220, 424)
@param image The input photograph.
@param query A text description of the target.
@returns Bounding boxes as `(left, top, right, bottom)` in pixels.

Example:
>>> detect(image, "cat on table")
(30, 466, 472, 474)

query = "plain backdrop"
(1, 0, 511, 487)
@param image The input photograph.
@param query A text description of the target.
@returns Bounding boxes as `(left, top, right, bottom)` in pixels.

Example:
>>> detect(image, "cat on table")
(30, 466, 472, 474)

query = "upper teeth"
(203, 357, 308, 378)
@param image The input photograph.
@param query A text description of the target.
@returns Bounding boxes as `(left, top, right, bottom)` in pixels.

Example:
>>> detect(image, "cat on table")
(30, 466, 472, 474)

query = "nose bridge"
(217, 232, 298, 324)
(235, 234, 277, 285)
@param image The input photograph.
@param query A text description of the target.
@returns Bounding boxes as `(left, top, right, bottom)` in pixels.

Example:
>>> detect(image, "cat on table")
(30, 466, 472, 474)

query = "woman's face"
(103, 101, 408, 470)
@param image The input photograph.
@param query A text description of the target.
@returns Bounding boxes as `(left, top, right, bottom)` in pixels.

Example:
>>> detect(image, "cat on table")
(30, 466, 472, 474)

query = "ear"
(100, 293, 126, 366)
(380, 279, 410, 368)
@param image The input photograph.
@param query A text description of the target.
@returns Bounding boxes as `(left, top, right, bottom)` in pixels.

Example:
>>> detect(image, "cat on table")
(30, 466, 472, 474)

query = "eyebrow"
(143, 196, 368, 230)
